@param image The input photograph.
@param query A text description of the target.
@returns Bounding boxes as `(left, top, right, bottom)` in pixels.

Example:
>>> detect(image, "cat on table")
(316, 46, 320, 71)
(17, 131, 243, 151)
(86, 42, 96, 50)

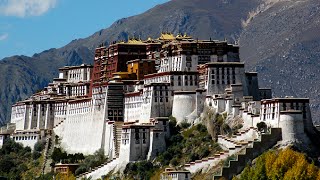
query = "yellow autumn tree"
(55, 170, 76, 180)
(239, 148, 320, 180)
(269, 148, 298, 180)
(264, 150, 277, 178)
(283, 153, 309, 180)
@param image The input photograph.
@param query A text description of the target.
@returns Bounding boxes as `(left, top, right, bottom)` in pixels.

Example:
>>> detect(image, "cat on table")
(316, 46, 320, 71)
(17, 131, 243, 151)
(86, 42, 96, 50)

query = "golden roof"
(127, 38, 144, 44)
(183, 32, 192, 38)
(176, 33, 183, 38)
(159, 33, 175, 40)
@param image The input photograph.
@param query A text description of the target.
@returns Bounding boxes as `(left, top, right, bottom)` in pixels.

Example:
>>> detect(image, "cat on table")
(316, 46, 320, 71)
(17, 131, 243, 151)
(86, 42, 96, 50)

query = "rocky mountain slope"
(0, 0, 319, 124)
(240, 0, 320, 122)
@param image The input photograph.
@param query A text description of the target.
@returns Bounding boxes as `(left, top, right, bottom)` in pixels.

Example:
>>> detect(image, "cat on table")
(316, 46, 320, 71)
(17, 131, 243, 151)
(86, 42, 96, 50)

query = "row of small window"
(155, 97, 169, 103)
(165, 173, 189, 178)
(262, 107, 276, 114)
(135, 132, 147, 139)
(69, 104, 92, 109)
(122, 133, 129, 139)
(122, 138, 149, 145)
(211, 75, 236, 84)
(262, 113, 276, 120)
(130, 128, 147, 133)
(172, 76, 198, 86)
(125, 97, 142, 103)
(154, 85, 169, 90)
(13, 136, 37, 141)
(55, 112, 67, 115)
(212, 67, 236, 75)
(69, 73, 83, 79)
(154, 90, 169, 97)
(281, 103, 306, 111)
(135, 139, 147, 144)
(198, 51, 212, 55)
(198, 55, 211, 63)
(12, 109, 25, 113)
(126, 104, 141, 108)
(69, 108, 91, 114)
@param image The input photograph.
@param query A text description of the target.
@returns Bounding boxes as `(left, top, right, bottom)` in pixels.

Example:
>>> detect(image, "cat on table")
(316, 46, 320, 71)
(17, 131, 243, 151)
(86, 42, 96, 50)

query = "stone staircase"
(53, 119, 65, 129)
(184, 150, 232, 174)
(76, 158, 120, 180)
(213, 128, 281, 179)
(217, 127, 259, 150)
(183, 127, 281, 179)
(113, 121, 123, 158)
(184, 127, 259, 174)
(41, 130, 55, 175)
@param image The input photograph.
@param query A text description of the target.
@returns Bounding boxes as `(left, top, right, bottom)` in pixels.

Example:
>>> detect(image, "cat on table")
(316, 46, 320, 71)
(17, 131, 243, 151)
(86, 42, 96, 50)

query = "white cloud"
(0, 0, 57, 17)
(0, 33, 8, 41)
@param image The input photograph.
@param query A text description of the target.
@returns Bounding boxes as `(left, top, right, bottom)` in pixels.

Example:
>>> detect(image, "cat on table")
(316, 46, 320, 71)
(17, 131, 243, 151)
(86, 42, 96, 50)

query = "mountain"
(0, 0, 319, 124)
(240, 0, 320, 122)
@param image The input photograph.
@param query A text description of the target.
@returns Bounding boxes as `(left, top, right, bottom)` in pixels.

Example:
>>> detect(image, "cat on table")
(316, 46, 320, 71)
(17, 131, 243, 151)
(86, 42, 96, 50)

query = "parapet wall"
(279, 111, 309, 143)
(172, 92, 196, 124)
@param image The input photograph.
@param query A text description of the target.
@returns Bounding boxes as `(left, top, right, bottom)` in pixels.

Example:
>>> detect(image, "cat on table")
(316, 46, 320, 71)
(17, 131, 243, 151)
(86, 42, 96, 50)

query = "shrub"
(196, 124, 207, 132)
(188, 153, 199, 162)
(180, 122, 191, 129)
(51, 148, 64, 162)
(0, 139, 43, 179)
(257, 122, 267, 132)
(0, 138, 24, 154)
(0, 156, 15, 173)
(34, 141, 45, 152)
(75, 165, 87, 175)
(169, 116, 181, 136)
(73, 148, 106, 175)
(124, 161, 158, 180)
(170, 157, 179, 166)
(169, 134, 183, 145)
(199, 147, 210, 159)
(32, 151, 42, 160)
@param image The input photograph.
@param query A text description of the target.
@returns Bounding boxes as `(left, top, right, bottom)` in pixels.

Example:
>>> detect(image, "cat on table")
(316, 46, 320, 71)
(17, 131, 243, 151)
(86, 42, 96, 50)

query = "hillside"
(0, 0, 320, 124)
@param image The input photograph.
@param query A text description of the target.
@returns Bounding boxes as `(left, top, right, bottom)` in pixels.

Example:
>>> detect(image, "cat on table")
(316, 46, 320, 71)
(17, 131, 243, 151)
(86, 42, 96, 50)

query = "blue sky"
(0, 0, 169, 60)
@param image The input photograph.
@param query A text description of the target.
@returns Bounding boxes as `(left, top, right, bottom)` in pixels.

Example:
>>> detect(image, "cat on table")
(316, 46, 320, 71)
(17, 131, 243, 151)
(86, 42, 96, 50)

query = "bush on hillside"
(235, 148, 320, 180)
(157, 123, 221, 166)
(0, 139, 42, 179)
(180, 122, 191, 129)
(51, 147, 85, 165)
(74, 148, 106, 175)
(34, 141, 45, 152)
(124, 161, 158, 180)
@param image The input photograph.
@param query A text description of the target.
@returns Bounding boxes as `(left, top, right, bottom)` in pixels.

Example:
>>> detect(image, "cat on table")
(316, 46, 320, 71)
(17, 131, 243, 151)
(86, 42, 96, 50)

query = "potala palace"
(2, 33, 319, 179)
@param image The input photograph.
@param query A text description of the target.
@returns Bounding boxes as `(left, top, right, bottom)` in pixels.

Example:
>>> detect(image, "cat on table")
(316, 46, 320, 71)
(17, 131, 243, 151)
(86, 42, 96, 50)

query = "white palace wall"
(11, 104, 27, 130)
(54, 99, 110, 155)
(279, 112, 309, 143)
(11, 130, 42, 150)
(102, 122, 115, 159)
(124, 92, 143, 122)
(119, 126, 151, 162)
(147, 130, 166, 160)
(56, 111, 105, 155)
(172, 92, 196, 124)
(52, 94, 116, 156)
